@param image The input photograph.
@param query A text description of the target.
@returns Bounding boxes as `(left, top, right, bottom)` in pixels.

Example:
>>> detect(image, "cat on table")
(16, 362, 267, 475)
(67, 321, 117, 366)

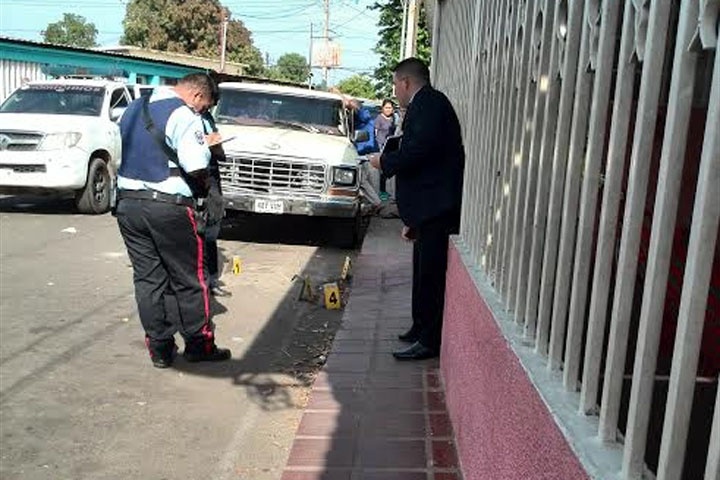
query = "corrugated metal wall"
(430, 0, 719, 478)
(0, 60, 48, 102)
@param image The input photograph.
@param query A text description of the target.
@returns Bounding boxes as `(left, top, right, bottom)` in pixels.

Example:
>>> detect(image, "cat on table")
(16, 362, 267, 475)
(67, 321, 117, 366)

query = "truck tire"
(76, 158, 111, 214)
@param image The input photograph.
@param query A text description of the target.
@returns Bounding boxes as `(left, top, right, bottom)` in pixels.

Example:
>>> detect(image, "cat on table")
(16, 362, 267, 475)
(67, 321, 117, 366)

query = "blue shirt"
(353, 106, 378, 155)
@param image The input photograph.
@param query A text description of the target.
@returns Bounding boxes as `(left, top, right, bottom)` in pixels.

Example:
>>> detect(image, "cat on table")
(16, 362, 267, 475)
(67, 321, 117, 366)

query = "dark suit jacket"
(381, 85, 465, 230)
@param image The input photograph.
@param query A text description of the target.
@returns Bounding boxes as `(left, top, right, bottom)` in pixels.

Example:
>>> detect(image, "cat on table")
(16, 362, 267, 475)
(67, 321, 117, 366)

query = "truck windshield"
(215, 90, 344, 136)
(0, 85, 105, 116)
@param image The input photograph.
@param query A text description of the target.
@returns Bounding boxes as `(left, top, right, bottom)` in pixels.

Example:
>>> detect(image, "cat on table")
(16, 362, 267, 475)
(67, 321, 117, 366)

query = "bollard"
(341, 256, 352, 281)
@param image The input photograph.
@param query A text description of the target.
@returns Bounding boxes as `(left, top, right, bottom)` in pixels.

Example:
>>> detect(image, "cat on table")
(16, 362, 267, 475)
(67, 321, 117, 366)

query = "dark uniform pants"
(411, 213, 454, 351)
(116, 198, 214, 358)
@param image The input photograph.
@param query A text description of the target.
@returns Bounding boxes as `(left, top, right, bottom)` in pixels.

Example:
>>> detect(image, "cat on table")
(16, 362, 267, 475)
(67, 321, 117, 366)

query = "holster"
(193, 197, 209, 236)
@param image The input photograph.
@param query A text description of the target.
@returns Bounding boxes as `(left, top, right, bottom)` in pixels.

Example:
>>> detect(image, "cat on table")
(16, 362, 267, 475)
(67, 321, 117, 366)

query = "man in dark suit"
(369, 57, 465, 360)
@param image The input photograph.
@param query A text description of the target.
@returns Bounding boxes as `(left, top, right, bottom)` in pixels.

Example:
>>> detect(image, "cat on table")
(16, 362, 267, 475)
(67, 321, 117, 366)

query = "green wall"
(0, 39, 201, 83)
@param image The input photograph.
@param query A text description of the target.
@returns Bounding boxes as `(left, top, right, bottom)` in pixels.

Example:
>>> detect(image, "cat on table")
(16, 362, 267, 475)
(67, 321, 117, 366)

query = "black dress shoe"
(392, 341, 438, 360)
(183, 346, 232, 363)
(398, 329, 419, 343)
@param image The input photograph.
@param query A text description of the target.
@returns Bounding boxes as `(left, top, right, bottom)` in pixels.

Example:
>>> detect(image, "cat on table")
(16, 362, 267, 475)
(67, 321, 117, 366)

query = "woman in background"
(374, 99, 397, 201)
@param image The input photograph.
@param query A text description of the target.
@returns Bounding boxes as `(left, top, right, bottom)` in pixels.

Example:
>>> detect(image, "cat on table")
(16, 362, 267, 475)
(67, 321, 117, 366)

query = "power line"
(331, 8, 370, 30)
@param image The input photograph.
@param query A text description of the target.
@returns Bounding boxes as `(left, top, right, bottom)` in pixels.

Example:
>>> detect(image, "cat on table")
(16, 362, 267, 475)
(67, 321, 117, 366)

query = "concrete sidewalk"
(281, 218, 462, 480)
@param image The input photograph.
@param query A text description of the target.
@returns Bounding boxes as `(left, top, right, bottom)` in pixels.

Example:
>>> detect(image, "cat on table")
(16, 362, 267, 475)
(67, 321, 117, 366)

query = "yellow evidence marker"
(323, 282, 341, 310)
(340, 256, 352, 281)
(232, 256, 242, 275)
(301, 275, 315, 302)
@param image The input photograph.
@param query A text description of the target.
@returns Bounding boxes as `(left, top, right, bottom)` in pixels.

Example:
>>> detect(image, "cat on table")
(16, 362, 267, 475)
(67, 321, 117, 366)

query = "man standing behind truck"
(114, 73, 232, 369)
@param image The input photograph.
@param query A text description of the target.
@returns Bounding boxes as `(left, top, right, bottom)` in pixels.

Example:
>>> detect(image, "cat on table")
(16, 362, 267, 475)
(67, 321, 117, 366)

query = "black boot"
(183, 345, 232, 362)
(146, 337, 177, 369)
(183, 331, 231, 362)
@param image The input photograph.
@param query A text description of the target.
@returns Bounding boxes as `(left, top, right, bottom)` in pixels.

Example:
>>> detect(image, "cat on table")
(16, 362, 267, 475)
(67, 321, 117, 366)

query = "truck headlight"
(38, 132, 82, 151)
(333, 167, 357, 186)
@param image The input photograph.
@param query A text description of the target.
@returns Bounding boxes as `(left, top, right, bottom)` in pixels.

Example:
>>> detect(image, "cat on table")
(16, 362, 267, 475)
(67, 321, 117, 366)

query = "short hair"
(381, 98, 395, 108)
(178, 72, 218, 100)
(393, 57, 430, 84)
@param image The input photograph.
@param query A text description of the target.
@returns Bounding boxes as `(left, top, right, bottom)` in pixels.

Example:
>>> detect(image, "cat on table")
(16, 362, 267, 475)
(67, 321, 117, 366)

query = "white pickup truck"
(0, 79, 132, 213)
(214, 82, 371, 246)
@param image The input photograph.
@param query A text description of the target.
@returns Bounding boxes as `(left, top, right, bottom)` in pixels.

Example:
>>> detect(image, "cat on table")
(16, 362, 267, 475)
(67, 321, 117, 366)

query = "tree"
(121, 0, 265, 76)
(274, 53, 310, 84)
(335, 74, 376, 99)
(42, 13, 98, 48)
(228, 45, 266, 77)
(370, 0, 431, 98)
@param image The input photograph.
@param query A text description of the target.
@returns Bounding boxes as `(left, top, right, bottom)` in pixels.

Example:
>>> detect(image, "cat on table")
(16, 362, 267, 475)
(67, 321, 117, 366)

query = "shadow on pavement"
(0, 194, 78, 214)
(220, 211, 367, 248)
(172, 216, 368, 415)
(172, 244, 350, 412)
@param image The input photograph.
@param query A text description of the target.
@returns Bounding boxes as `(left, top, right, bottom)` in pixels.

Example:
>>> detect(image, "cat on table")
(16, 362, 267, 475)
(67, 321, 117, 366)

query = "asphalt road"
(0, 195, 358, 480)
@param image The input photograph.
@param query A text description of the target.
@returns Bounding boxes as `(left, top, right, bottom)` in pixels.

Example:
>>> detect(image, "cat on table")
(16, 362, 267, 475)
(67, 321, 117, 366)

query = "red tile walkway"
(282, 218, 462, 480)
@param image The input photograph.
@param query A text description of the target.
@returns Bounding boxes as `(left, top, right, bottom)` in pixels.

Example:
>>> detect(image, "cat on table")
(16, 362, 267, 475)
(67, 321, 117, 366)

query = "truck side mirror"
(110, 107, 126, 122)
(353, 129, 369, 143)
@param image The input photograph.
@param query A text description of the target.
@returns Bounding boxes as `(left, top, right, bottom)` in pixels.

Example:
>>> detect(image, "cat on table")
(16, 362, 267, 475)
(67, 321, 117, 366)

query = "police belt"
(117, 189, 195, 208)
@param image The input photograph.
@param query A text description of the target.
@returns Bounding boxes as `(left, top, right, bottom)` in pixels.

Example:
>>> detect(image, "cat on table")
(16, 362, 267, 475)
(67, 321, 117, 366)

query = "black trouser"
(205, 239, 219, 281)
(410, 213, 454, 351)
(380, 172, 388, 194)
(116, 198, 214, 359)
(204, 176, 222, 284)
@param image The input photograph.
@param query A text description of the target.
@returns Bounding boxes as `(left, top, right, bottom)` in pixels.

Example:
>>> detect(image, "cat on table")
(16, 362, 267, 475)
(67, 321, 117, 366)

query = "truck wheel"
(76, 158, 111, 214)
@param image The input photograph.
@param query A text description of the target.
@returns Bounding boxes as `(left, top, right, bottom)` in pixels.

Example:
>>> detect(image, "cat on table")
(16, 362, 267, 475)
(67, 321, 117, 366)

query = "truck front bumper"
(224, 191, 361, 218)
(0, 149, 88, 191)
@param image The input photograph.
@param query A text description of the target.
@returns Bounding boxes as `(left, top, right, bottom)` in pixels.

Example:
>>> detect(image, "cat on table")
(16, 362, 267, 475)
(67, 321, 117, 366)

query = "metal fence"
(0, 59, 48, 102)
(430, 0, 719, 478)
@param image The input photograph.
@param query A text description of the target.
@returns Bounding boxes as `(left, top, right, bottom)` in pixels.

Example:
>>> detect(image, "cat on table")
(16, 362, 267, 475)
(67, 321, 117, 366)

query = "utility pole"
(220, 13, 229, 72)
(404, 0, 419, 59)
(308, 23, 314, 88)
(322, 0, 330, 86)
(399, 0, 408, 60)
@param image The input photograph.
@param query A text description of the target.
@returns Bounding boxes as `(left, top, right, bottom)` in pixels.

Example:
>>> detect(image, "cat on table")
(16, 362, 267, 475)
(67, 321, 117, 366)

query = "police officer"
(201, 101, 231, 298)
(115, 73, 231, 368)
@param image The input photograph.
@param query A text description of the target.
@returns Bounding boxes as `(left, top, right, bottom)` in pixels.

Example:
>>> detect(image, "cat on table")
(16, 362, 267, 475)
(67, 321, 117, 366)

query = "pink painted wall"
(441, 243, 589, 480)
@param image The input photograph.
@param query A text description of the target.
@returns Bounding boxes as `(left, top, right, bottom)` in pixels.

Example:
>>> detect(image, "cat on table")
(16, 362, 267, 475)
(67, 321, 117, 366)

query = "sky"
(0, 0, 384, 85)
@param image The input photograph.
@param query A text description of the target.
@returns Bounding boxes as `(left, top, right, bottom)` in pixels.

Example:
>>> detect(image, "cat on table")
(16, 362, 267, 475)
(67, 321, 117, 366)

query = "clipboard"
(208, 135, 237, 147)
(382, 135, 402, 155)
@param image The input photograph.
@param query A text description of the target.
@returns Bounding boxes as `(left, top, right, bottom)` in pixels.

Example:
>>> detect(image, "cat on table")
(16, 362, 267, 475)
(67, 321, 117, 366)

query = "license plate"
(254, 199, 284, 214)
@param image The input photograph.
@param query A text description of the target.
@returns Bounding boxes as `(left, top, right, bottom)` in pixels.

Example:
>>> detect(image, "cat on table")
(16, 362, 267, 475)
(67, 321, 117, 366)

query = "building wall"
(98, 46, 246, 77)
(442, 245, 589, 480)
(0, 59, 47, 102)
(431, 0, 720, 479)
(0, 38, 201, 100)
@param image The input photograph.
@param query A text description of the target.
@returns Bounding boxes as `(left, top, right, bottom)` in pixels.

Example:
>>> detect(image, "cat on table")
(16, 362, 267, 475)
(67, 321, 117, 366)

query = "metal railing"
(430, 0, 719, 478)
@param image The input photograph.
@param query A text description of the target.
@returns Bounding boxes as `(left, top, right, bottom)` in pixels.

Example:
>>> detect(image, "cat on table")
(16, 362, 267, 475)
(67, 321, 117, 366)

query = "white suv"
(0, 79, 131, 213)
(214, 82, 369, 245)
